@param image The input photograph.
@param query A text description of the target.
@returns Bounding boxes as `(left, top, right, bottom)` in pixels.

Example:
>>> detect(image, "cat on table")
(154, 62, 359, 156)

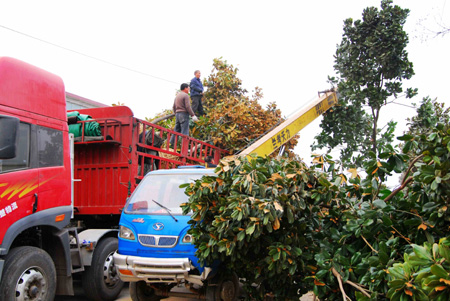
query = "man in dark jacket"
(170, 83, 198, 147)
(190, 70, 205, 117)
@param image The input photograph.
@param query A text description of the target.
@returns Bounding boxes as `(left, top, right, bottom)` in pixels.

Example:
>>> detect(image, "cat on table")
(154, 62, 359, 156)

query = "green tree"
(313, 0, 416, 167)
(406, 97, 450, 137)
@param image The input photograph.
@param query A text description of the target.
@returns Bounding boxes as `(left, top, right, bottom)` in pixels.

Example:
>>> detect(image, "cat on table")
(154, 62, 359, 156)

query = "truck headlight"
(119, 225, 135, 240)
(182, 234, 193, 243)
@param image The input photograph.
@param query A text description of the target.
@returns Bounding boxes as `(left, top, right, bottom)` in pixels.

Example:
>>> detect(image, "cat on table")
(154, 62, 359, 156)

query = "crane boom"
(238, 90, 338, 158)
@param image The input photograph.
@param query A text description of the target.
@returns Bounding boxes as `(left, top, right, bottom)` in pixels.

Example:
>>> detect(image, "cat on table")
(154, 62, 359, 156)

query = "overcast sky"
(1, 0, 449, 160)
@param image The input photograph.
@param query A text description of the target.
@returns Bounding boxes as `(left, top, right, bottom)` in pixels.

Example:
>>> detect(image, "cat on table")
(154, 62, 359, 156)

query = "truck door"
(0, 121, 39, 244)
(35, 123, 69, 211)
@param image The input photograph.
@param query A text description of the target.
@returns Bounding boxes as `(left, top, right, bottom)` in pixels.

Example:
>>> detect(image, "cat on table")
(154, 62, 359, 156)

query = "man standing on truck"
(190, 70, 205, 117)
(170, 83, 198, 147)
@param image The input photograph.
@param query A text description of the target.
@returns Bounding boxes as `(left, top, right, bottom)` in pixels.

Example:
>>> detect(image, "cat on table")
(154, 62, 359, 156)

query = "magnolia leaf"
(314, 279, 326, 286)
(273, 217, 280, 230)
(373, 199, 387, 209)
(418, 224, 427, 231)
(270, 173, 283, 180)
(413, 245, 433, 261)
(431, 264, 448, 278)
(440, 278, 450, 285)
(435, 286, 447, 292)
(347, 168, 358, 179)
(273, 202, 284, 212)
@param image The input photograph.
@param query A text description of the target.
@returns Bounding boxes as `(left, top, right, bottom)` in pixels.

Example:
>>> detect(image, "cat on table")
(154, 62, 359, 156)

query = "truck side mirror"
(0, 115, 19, 159)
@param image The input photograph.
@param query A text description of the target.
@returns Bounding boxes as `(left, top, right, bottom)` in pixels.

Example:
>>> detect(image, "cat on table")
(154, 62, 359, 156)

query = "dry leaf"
(274, 202, 284, 212)
(418, 223, 427, 231)
(273, 217, 280, 230)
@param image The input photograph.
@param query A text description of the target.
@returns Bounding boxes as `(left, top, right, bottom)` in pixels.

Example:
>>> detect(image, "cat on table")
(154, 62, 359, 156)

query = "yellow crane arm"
(238, 90, 338, 158)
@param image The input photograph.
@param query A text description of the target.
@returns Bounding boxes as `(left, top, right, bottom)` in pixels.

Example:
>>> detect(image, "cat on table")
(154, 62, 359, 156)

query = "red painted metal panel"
(73, 107, 135, 215)
(0, 57, 66, 122)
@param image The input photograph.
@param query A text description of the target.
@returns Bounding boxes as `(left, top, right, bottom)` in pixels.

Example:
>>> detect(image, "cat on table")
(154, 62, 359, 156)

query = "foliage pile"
(181, 156, 324, 298)
(182, 101, 450, 300)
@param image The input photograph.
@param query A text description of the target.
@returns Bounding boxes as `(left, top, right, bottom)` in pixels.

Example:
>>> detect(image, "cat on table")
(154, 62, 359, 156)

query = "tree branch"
(150, 113, 175, 124)
(391, 225, 412, 244)
(382, 154, 424, 203)
(331, 267, 372, 298)
(384, 176, 413, 202)
(402, 154, 424, 185)
(331, 267, 348, 301)
(346, 280, 371, 297)
(361, 235, 378, 253)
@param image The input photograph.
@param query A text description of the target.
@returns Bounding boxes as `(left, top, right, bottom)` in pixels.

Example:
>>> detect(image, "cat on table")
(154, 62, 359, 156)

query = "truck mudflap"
(113, 252, 212, 286)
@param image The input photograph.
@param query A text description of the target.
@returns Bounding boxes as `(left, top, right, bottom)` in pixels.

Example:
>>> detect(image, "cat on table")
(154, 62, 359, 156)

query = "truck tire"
(206, 272, 240, 301)
(0, 246, 56, 301)
(82, 237, 124, 301)
(130, 281, 162, 301)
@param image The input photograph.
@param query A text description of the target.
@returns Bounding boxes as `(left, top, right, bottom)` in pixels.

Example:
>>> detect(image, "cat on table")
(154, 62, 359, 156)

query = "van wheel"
(0, 246, 56, 301)
(82, 237, 124, 300)
(206, 272, 239, 301)
(130, 281, 162, 301)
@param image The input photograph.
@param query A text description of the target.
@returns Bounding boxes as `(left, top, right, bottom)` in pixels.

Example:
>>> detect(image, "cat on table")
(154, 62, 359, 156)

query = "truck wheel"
(206, 272, 240, 301)
(130, 281, 162, 301)
(82, 237, 124, 301)
(0, 246, 56, 301)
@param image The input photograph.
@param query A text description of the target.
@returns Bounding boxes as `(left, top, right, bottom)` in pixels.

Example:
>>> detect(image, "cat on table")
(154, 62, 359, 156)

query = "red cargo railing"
(74, 110, 228, 176)
(135, 118, 228, 180)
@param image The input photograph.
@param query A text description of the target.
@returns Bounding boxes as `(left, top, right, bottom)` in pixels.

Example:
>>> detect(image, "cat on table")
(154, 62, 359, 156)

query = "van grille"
(138, 235, 178, 248)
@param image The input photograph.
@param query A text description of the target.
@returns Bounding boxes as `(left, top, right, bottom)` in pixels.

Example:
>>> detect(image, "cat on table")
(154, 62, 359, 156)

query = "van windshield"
(125, 173, 203, 215)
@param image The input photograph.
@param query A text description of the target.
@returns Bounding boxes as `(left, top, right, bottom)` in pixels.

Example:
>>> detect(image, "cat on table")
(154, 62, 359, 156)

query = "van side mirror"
(0, 115, 19, 159)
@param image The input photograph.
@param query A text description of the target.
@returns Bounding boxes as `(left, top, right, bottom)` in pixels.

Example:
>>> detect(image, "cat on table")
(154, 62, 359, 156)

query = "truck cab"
(114, 166, 240, 300)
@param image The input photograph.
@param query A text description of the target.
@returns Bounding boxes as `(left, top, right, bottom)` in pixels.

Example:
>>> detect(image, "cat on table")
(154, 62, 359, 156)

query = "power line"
(390, 101, 416, 109)
(0, 24, 180, 85)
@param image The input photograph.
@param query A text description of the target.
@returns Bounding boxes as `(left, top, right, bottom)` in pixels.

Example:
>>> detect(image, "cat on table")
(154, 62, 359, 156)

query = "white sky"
(1, 0, 449, 160)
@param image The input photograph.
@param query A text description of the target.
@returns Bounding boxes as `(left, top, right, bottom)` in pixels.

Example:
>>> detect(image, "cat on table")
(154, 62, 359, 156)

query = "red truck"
(0, 57, 227, 300)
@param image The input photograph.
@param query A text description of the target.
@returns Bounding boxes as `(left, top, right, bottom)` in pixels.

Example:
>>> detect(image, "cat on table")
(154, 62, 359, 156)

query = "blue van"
(113, 167, 239, 300)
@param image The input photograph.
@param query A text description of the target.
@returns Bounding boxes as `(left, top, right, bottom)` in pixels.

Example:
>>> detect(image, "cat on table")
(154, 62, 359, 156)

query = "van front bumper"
(113, 251, 210, 285)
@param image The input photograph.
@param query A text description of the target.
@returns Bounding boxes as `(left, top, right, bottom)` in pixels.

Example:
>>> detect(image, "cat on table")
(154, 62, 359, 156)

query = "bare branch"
(361, 235, 378, 254)
(331, 267, 348, 301)
(332, 267, 372, 298)
(391, 225, 412, 245)
(402, 154, 424, 185)
(384, 177, 413, 202)
(382, 154, 425, 202)
(150, 114, 175, 124)
(346, 280, 371, 298)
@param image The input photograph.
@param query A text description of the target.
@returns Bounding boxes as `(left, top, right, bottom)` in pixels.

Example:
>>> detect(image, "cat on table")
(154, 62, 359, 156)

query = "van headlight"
(119, 225, 135, 240)
(182, 234, 193, 243)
